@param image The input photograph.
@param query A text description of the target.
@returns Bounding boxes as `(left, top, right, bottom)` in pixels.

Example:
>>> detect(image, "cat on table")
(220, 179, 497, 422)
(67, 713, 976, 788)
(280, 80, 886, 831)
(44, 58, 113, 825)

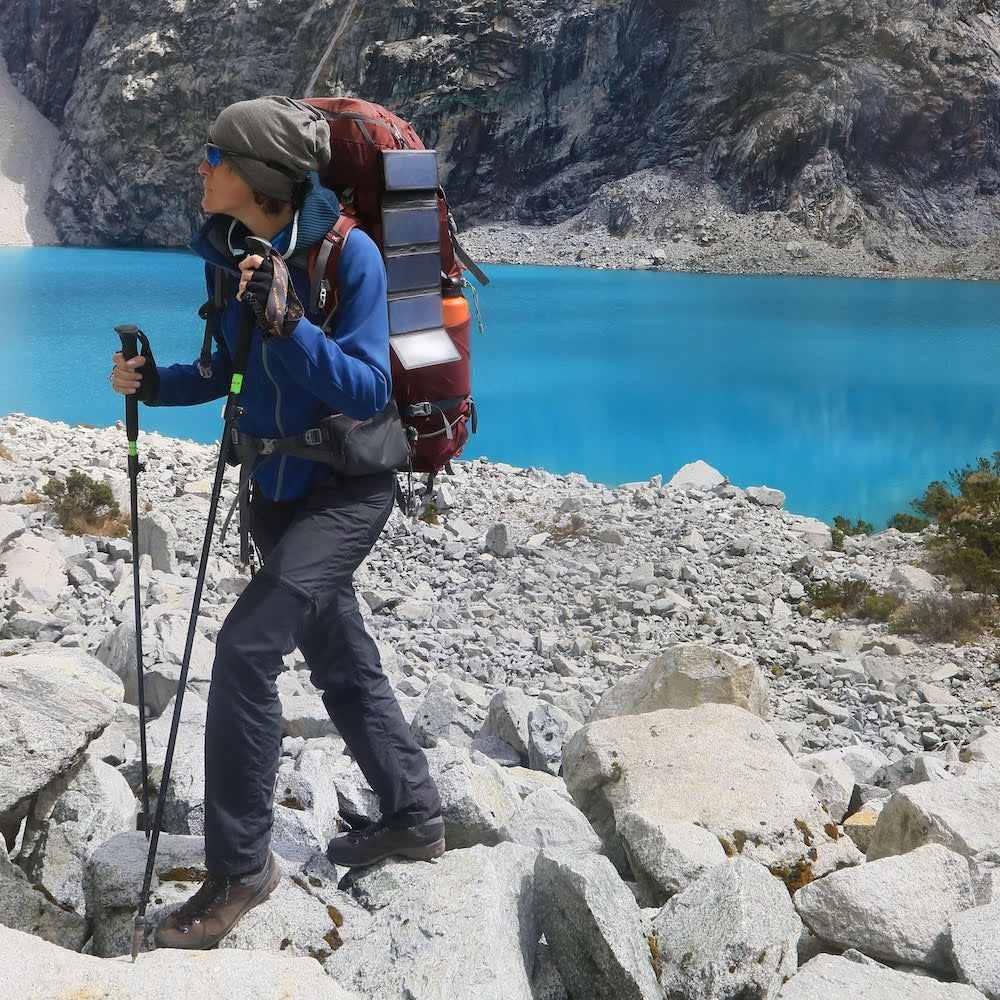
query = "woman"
(110, 96, 443, 951)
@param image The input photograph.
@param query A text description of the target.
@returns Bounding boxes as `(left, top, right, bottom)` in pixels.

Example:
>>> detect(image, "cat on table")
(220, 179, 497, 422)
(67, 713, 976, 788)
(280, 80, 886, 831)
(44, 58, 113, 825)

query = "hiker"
(109, 96, 444, 951)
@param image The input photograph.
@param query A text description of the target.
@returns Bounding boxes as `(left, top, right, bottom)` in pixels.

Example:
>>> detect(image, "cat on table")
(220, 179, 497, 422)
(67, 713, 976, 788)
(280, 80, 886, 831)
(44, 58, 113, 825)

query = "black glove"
(242, 249, 304, 339)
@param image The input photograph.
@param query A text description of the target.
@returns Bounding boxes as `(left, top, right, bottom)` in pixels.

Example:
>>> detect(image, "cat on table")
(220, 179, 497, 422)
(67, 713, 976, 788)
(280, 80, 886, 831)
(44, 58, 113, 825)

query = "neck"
(238, 203, 295, 240)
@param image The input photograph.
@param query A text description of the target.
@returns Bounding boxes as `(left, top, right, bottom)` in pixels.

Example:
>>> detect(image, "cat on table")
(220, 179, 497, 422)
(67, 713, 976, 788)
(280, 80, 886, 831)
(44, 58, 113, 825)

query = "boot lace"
(172, 874, 231, 928)
(346, 822, 388, 845)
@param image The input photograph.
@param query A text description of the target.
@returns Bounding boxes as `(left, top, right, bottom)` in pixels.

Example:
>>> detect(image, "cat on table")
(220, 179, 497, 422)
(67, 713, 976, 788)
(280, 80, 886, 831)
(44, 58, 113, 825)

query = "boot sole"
(328, 836, 446, 868)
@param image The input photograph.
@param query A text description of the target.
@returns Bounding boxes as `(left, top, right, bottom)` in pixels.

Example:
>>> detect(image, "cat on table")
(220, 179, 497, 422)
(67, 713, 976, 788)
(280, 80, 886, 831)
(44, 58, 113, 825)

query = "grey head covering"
(207, 96, 331, 202)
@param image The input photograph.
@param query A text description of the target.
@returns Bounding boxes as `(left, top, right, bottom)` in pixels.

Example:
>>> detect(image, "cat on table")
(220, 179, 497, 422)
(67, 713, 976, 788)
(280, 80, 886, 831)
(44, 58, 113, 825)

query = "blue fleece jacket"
(150, 174, 391, 501)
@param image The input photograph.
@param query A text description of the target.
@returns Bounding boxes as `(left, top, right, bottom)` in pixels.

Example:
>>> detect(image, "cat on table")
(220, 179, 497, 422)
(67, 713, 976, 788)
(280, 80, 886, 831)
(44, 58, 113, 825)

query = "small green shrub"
(910, 454, 1000, 595)
(806, 578, 874, 617)
(889, 592, 995, 643)
(830, 514, 874, 550)
(807, 579, 902, 623)
(42, 471, 127, 537)
(833, 515, 875, 537)
(887, 512, 930, 533)
(864, 592, 902, 622)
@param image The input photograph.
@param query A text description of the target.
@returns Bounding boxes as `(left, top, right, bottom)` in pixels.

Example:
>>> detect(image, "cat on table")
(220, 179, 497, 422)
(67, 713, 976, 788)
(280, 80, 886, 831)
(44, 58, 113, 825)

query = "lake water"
(2, 245, 999, 527)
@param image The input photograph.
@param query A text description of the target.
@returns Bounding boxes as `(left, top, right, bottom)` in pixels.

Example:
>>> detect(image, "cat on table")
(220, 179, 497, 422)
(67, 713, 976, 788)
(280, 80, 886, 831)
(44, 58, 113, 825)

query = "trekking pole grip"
(115, 323, 146, 443)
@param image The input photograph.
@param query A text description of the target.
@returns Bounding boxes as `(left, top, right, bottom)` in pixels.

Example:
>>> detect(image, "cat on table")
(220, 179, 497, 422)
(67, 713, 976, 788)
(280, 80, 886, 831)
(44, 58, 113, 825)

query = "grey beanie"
(207, 96, 331, 202)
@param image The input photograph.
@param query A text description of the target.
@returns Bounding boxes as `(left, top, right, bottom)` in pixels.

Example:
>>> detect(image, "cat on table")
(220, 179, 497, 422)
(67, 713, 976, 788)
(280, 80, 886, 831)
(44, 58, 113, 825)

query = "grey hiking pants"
(203, 470, 441, 876)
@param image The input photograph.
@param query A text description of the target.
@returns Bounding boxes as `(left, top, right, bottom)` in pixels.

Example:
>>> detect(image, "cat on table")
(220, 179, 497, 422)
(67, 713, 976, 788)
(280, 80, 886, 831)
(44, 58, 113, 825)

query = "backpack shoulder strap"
(308, 214, 358, 321)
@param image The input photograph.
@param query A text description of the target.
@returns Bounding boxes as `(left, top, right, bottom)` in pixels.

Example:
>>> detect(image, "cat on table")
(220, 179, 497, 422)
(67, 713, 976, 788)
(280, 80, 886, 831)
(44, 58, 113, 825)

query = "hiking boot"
(326, 815, 446, 868)
(153, 853, 281, 950)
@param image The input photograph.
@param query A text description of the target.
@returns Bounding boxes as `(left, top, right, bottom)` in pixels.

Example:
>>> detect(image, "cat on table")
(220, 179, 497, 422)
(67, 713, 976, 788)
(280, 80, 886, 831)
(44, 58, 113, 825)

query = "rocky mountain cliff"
(1, 0, 998, 263)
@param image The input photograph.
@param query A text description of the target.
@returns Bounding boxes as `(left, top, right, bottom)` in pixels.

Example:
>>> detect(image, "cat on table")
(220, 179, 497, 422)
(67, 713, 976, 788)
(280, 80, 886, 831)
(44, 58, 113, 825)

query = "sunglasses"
(204, 143, 299, 178)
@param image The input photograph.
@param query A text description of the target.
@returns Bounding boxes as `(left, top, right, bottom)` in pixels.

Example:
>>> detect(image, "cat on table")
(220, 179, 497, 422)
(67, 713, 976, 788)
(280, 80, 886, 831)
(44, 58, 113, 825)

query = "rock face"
(794, 843, 976, 969)
(0, 649, 123, 841)
(777, 953, 988, 1000)
(563, 703, 860, 882)
(652, 858, 801, 1000)
(1, 0, 998, 260)
(0, 923, 358, 999)
(591, 642, 771, 721)
(534, 850, 661, 1000)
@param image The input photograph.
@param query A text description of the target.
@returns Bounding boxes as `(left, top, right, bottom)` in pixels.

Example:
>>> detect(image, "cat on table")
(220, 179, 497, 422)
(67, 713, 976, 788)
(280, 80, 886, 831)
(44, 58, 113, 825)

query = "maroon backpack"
(299, 97, 488, 481)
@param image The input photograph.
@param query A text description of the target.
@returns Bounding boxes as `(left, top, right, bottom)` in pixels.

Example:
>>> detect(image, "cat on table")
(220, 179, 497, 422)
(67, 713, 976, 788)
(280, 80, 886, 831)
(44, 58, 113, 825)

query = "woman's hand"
(237, 254, 266, 302)
(110, 351, 148, 395)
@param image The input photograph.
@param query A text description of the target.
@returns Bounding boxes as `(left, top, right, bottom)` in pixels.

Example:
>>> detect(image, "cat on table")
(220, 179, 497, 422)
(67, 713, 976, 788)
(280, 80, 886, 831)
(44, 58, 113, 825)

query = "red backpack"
(298, 97, 488, 482)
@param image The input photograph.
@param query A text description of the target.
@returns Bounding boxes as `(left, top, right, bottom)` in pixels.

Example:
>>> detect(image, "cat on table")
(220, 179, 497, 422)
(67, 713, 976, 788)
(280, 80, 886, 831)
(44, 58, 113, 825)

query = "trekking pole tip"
(130, 914, 146, 962)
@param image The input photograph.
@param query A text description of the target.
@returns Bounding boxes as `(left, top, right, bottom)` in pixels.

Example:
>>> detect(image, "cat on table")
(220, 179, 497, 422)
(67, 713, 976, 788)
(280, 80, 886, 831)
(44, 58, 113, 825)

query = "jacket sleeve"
(262, 229, 392, 421)
(149, 349, 232, 407)
(147, 265, 233, 407)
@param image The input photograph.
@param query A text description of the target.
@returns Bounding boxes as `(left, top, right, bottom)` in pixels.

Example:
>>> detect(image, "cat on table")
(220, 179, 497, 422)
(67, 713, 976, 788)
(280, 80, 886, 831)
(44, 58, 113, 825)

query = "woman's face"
(198, 156, 255, 217)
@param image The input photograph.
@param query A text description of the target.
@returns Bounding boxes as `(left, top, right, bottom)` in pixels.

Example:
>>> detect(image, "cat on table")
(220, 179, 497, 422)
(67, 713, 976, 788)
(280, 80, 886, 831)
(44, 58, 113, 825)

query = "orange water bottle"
(442, 281, 471, 330)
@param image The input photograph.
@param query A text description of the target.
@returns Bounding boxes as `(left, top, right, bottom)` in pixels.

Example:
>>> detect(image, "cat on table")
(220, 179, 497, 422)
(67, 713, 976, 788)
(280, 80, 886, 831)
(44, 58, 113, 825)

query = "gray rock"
(0, 533, 67, 605)
(653, 858, 801, 1000)
(0, 510, 25, 549)
(591, 643, 770, 721)
(327, 844, 537, 1000)
(474, 686, 537, 764)
(535, 850, 661, 1000)
(868, 766, 1000, 861)
(564, 704, 859, 881)
(0, 837, 89, 950)
(270, 739, 343, 858)
(277, 667, 335, 739)
(949, 901, 1000, 998)
(797, 751, 856, 824)
(0, 649, 123, 836)
(485, 522, 515, 556)
(138, 510, 178, 573)
(0, 923, 359, 998)
(668, 461, 725, 490)
(889, 564, 941, 594)
(794, 843, 975, 969)
(777, 953, 987, 999)
(410, 678, 482, 749)
(19, 751, 138, 911)
(499, 787, 603, 855)
(619, 812, 727, 906)
(426, 744, 521, 849)
(527, 701, 581, 775)
(745, 485, 786, 508)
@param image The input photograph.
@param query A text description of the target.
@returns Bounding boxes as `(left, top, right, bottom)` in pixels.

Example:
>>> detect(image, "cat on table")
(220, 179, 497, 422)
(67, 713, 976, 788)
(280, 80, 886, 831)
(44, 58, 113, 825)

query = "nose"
(198, 159, 211, 178)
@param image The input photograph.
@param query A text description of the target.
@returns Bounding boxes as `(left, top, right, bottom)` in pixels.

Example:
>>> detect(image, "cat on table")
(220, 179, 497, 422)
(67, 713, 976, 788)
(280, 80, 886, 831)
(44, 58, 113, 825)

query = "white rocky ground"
(3, 412, 1000, 998)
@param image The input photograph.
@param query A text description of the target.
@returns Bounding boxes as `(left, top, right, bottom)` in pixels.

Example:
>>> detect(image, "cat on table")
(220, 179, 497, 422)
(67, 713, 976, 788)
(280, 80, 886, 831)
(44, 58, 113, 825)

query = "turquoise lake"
(2, 245, 999, 527)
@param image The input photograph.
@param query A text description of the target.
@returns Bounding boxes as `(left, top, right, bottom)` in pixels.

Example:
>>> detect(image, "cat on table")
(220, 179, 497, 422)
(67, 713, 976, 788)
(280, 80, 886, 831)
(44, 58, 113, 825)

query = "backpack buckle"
(303, 428, 324, 446)
(408, 402, 433, 418)
(258, 438, 276, 455)
(318, 278, 330, 310)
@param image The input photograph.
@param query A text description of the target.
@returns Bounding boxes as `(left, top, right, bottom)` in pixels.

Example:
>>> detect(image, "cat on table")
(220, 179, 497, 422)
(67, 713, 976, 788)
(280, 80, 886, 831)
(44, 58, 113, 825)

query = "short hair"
(252, 178, 307, 216)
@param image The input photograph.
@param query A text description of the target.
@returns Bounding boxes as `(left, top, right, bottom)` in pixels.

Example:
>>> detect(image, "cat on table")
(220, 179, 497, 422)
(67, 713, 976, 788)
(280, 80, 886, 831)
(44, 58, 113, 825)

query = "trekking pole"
(115, 324, 152, 839)
(130, 244, 265, 961)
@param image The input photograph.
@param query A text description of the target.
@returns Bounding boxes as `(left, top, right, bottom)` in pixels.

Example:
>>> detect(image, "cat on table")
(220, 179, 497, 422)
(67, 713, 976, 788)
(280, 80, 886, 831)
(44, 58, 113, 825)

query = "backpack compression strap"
(308, 214, 357, 321)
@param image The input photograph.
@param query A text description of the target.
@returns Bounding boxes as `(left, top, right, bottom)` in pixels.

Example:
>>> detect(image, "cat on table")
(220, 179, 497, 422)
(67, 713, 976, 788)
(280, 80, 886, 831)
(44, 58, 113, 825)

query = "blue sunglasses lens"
(205, 144, 223, 166)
